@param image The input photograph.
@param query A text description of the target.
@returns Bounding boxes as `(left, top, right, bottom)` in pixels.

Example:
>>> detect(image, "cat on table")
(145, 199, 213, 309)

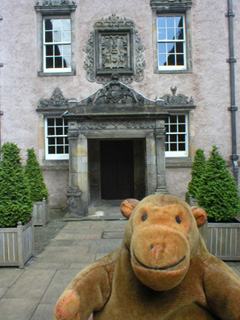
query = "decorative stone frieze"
(35, 0, 76, 6)
(83, 14, 146, 84)
(78, 120, 155, 131)
(150, 0, 192, 8)
(36, 88, 76, 114)
(160, 86, 194, 106)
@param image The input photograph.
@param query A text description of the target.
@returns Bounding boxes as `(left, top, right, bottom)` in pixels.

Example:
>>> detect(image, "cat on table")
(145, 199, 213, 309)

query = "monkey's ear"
(191, 207, 208, 227)
(120, 199, 139, 219)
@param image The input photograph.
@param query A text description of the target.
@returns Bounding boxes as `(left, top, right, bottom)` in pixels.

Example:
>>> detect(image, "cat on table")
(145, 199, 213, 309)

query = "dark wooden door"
(100, 140, 134, 199)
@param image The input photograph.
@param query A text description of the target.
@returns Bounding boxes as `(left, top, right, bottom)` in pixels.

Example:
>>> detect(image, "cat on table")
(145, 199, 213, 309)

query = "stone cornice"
(35, 0, 77, 13)
(150, 0, 192, 7)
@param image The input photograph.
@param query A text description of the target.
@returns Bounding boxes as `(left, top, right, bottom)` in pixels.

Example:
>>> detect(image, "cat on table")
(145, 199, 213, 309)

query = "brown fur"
(53, 194, 240, 320)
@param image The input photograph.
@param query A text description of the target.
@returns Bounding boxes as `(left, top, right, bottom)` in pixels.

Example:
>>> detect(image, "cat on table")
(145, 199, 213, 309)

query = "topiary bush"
(0, 142, 33, 228)
(25, 148, 49, 202)
(197, 146, 240, 222)
(188, 149, 206, 199)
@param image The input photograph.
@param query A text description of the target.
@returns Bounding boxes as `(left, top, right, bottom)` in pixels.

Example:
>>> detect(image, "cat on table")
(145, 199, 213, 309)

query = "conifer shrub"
(0, 143, 33, 228)
(188, 149, 206, 199)
(25, 148, 49, 202)
(197, 146, 240, 222)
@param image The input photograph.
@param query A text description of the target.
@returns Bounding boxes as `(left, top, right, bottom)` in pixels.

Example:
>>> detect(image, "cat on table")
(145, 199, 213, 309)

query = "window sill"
(38, 71, 76, 77)
(166, 157, 193, 168)
(154, 68, 192, 74)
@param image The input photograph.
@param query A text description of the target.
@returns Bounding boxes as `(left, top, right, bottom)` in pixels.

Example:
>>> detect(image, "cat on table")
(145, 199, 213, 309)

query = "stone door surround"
(64, 75, 169, 217)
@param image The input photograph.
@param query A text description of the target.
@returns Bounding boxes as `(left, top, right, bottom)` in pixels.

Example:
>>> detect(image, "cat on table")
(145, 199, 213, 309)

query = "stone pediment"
(72, 75, 155, 109)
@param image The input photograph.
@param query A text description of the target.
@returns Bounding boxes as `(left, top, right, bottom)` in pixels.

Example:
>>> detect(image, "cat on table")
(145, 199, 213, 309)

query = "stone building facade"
(0, 0, 239, 216)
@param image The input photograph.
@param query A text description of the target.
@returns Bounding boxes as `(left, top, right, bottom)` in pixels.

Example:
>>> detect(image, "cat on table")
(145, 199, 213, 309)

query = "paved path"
(0, 216, 239, 320)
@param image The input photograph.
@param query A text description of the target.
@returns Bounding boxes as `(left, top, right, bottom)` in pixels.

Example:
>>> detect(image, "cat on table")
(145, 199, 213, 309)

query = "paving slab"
(5, 269, 56, 299)
(31, 304, 56, 320)
(0, 298, 39, 320)
(40, 269, 80, 304)
(0, 269, 24, 287)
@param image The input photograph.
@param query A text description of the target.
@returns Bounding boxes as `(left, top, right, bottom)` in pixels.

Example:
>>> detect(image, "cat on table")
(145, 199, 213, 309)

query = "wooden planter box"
(0, 220, 34, 268)
(200, 221, 240, 261)
(31, 199, 49, 226)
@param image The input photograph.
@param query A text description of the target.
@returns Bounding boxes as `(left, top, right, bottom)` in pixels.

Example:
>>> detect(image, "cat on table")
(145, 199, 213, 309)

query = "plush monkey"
(53, 194, 240, 320)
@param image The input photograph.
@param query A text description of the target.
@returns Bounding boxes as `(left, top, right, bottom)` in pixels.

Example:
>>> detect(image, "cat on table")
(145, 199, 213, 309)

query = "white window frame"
(43, 17, 72, 73)
(157, 14, 186, 71)
(165, 114, 188, 157)
(45, 117, 69, 160)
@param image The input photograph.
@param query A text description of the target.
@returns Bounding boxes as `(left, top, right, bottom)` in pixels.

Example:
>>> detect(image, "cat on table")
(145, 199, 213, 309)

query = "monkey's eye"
(142, 213, 148, 221)
(175, 216, 181, 224)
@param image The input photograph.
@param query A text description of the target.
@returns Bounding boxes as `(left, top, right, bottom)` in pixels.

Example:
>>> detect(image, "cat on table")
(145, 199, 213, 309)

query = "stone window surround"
(151, 0, 193, 74)
(35, 2, 76, 77)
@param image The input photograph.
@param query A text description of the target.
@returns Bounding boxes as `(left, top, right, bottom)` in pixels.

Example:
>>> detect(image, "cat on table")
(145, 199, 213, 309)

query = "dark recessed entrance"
(100, 140, 134, 200)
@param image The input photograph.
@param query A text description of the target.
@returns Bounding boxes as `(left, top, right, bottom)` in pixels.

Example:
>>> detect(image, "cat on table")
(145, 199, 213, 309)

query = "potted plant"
(197, 146, 240, 260)
(0, 142, 34, 268)
(25, 148, 49, 226)
(186, 149, 206, 206)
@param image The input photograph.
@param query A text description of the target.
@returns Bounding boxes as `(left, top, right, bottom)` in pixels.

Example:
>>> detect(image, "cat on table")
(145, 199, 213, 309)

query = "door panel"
(100, 140, 134, 199)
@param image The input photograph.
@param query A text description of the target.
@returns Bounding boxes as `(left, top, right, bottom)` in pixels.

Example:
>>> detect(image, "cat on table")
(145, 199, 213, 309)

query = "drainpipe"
(226, 0, 239, 186)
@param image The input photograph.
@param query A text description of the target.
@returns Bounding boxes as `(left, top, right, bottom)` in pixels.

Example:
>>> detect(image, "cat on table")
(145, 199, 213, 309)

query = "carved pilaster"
(155, 120, 168, 194)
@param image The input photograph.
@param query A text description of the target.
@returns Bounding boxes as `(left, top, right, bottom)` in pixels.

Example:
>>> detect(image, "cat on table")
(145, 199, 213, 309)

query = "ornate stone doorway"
(65, 77, 169, 217)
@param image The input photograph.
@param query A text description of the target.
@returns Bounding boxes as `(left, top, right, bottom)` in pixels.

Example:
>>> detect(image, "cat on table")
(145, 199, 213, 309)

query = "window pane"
(167, 43, 175, 54)
(179, 124, 186, 132)
(167, 28, 175, 40)
(48, 137, 55, 145)
(158, 43, 166, 54)
(57, 137, 63, 144)
(55, 57, 62, 68)
(53, 19, 62, 31)
(179, 143, 185, 151)
(46, 45, 53, 56)
(170, 135, 177, 142)
(63, 57, 71, 68)
(167, 54, 175, 66)
(165, 144, 169, 151)
(167, 17, 174, 28)
(170, 124, 177, 132)
(62, 19, 70, 31)
(63, 45, 71, 55)
(178, 115, 185, 123)
(47, 118, 54, 126)
(54, 31, 61, 42)
(56, 127, 63, 135)
(46, 57, 53, 68)
(64, 127, 68, 135)
(157, 17, 166, 28)
(158, 29, 166, 41)
(177, 55, 184, 66)
(48, 128, 54, 135)
(57, 146, 64, 154)
(45, 19, 53, 30)
(62, 31, 71, 42)
(175, 16, 183, 28)
(170, 144, 177, 151)
(54, 45, 62, 56)
(65, 146, 69, 153)
(170, 115, 177, 123)
(49, 146, 55, 154)
(176, 28, 184, 40)
(158, 54, 167, 66)
(176, 42, 183, 53)
(45, 31, 52, 43)
(64, 137, 69, 144)
(178, 135, 185, 142)
(56, 118, 63, 126)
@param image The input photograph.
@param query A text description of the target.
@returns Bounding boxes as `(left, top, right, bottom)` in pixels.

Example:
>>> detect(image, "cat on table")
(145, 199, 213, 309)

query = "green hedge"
(25, 148, 49, 202)
(188, 149, 206, 199)
(0, 143, 33, 228)
(197, 146, 240, 222)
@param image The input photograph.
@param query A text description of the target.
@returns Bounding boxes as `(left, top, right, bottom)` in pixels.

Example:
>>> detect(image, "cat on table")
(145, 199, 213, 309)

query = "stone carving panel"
(160, 86, 194, 106)
(37, 87, 75, 110)
(78, 120, 155, 130)
(83, 14, 145, 84)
